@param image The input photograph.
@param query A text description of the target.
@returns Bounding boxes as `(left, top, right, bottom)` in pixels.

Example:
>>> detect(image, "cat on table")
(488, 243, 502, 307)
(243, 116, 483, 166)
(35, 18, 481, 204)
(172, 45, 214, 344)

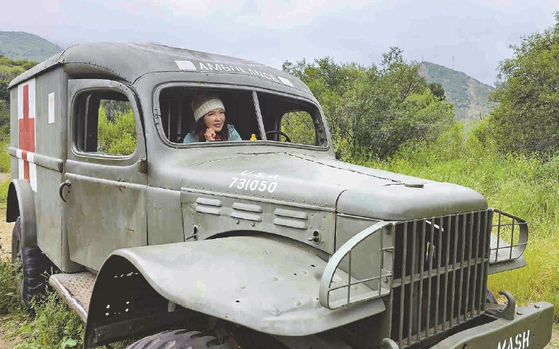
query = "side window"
(281, 111, 316, 145)
(75, 91, 137, 156)
(258, 92, 327, 148)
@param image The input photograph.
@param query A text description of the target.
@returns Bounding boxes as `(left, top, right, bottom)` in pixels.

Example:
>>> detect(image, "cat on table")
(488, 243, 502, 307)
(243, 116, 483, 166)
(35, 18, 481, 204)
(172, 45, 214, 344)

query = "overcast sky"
(1, 0, 558, 86)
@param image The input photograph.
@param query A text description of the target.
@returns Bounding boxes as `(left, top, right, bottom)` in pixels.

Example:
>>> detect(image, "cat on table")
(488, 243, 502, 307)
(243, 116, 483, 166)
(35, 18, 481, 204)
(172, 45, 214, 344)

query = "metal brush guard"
(319, 209, 528, 348)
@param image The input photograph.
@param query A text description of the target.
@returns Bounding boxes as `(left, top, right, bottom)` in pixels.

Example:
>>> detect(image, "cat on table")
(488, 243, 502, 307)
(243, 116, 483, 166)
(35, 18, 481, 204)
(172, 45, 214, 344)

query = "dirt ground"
(0, 206, 557, 348)
(0, 208, 14, 262)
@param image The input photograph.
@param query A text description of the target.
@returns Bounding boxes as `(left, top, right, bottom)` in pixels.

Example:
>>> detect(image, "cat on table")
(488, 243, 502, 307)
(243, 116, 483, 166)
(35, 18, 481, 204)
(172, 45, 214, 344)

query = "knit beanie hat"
(192, 94, 225, 122)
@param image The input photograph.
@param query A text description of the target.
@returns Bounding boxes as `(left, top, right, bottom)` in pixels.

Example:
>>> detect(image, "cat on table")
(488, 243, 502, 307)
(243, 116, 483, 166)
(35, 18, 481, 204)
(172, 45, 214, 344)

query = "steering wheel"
(265, 130, 292, 142)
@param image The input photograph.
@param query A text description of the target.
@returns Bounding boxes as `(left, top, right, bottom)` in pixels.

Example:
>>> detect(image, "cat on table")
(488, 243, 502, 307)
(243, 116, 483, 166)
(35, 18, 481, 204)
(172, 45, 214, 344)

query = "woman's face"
(203, 108, 225, 132)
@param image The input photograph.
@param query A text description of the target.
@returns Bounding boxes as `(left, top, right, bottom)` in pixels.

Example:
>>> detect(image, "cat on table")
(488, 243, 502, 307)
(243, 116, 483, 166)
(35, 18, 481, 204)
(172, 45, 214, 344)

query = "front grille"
(390, 210, 492, 348)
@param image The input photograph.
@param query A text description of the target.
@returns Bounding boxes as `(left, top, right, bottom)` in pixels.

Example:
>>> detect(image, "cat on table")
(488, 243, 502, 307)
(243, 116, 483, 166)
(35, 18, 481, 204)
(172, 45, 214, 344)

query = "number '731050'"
(229, 177, 278, 193)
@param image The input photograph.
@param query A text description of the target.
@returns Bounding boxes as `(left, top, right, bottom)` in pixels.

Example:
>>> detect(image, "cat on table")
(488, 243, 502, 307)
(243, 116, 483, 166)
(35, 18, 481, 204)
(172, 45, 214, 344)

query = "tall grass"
(355, 121, 559, 319)
(0, 260, 85, 348)
(0, 259, 21, 315)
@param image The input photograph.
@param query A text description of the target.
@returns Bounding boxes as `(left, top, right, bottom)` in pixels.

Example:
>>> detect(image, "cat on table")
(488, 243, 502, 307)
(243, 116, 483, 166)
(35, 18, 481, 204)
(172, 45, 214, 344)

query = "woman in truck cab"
(183, 94, 242, 143)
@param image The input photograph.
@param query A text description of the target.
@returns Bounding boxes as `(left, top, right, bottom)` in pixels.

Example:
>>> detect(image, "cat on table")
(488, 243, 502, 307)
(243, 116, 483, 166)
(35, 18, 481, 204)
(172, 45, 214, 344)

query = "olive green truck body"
(6, 42, 553, 348)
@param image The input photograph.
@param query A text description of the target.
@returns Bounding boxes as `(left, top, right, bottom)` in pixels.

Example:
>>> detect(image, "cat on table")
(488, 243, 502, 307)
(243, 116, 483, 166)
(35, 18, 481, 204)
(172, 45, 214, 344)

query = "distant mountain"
(0, 31, 62, 63)
(419, 62, 497, 120)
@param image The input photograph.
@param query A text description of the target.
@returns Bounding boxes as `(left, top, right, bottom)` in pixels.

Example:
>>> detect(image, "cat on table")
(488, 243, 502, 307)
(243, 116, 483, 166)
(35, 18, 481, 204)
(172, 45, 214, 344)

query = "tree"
(427, 82, 446, 100)
(97, 106, 137, 155)
(0, 57, 38, 141)
(485, 12, 559, 154)
(283, 48, 454, 160)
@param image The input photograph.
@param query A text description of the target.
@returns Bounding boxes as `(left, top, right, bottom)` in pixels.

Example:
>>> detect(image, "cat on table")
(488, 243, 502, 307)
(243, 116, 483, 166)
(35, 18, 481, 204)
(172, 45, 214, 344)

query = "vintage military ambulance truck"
(7, 42, 553, 348)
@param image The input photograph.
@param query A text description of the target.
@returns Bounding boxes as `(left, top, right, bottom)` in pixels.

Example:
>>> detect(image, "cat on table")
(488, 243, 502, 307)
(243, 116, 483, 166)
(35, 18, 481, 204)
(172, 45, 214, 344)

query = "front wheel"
(126, 330, 232, 349)
(11, 217, 55, 305)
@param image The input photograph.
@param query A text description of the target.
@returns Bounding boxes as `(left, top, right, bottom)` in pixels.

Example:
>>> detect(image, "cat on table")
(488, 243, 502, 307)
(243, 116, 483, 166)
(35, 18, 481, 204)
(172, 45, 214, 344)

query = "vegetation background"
(0, 32, 62, 63)
(0, 13, 559, 348)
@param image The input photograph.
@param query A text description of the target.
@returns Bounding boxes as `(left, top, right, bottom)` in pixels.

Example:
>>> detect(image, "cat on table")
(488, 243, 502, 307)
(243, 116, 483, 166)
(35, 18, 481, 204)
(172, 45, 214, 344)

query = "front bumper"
(430, 301, 554, 349)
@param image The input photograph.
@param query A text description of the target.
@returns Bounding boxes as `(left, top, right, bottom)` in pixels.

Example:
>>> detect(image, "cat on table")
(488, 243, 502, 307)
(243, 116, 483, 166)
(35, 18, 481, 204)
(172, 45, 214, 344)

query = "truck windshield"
(157, 86, 328, 148)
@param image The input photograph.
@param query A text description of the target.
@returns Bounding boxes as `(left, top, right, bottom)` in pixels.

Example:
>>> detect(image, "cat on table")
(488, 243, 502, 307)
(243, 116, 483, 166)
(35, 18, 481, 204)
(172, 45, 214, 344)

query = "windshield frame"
(152, 82, 331, 152)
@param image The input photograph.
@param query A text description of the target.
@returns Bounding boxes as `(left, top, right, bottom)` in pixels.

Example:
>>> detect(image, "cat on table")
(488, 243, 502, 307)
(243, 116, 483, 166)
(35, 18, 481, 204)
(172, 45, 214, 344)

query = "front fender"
(85, 236, 385, 341)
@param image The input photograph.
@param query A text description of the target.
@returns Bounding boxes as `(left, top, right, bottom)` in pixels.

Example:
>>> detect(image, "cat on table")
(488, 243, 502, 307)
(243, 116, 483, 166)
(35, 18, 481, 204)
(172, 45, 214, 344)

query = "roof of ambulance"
(8, 42, 311, 96)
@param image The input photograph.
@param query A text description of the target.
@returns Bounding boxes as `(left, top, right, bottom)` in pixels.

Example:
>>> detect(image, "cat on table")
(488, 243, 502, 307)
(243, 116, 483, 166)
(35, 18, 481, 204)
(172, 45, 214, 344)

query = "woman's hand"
(204, 128, 216, 141)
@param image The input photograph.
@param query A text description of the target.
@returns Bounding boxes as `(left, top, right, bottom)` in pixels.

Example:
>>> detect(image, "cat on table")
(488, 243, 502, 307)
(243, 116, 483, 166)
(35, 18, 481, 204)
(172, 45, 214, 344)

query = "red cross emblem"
(18, 81, 36, 186)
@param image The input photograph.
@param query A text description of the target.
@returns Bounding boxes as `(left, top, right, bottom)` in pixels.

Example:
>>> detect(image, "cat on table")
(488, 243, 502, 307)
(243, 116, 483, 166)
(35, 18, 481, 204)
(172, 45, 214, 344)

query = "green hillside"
(0, 31, 62, 63)
(419, 61, 497, 120)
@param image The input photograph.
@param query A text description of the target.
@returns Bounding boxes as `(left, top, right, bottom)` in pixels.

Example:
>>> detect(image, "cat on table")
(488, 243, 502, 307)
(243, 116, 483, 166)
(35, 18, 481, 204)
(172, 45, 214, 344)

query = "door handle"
(59, 180, 71, 203)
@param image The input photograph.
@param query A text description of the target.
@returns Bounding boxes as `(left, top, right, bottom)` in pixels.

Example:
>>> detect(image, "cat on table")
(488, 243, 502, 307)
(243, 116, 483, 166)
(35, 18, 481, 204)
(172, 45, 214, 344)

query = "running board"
(49, 272, 96, 322)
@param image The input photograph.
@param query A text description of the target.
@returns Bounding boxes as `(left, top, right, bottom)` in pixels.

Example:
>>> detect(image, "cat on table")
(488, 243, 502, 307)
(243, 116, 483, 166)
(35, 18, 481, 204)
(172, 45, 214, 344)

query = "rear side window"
(74, 91, 137, 156)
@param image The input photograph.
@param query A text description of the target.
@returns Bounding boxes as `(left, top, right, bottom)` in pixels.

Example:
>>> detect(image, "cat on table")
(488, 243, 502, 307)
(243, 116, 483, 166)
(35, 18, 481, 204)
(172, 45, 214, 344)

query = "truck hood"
(179, 151, 487, 220)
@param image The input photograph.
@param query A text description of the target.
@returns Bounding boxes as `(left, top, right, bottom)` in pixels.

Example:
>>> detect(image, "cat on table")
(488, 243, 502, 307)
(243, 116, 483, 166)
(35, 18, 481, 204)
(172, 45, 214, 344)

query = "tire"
(125, 330, 232, 349)
(11, 217, 55, 305)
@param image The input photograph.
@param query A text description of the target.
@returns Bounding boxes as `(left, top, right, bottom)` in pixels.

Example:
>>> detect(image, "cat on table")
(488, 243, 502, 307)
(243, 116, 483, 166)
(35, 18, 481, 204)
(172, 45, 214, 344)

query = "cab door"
(63, 79, 147, 271)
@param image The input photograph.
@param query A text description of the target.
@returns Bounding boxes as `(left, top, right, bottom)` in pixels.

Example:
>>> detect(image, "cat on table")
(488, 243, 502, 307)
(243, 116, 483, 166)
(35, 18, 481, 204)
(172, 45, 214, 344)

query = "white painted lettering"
(522, 330, 529, 348)
(268, 182, 278, 193)
(229, 176, 279, 193)
(514, 334, 521, 349)
(240, 171, 281, 180)
(195, 61, 293, 87)
(262, 72, 279, 82)
(248, 68, 259, 77)
(497, 331, 531, 349)
(249, 180, 258, 191)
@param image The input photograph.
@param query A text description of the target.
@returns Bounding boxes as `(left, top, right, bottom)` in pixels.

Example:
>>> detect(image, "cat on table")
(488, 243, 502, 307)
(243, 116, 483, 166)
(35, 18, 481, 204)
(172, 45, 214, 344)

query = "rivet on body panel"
(239, 284, 246, 289)
(294, 300, 301, 307)
(271, 307, 280, 315)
